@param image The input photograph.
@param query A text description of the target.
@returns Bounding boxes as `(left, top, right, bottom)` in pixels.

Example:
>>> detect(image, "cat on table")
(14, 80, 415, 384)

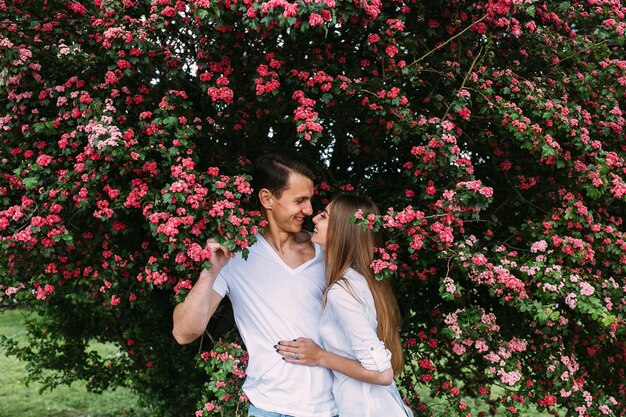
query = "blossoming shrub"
(195, 339, 249, 416)
(1, 0, 625, 416)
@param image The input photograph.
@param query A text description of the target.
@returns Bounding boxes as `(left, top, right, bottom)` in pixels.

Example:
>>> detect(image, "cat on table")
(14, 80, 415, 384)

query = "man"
(173, 152, 337, 417)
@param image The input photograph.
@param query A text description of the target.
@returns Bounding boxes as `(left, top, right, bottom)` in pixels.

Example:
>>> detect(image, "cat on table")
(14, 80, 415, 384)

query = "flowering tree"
(1, 0, 625, 416)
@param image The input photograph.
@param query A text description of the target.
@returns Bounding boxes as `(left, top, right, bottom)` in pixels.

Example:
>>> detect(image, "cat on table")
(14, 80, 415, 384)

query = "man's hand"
(275, 338, 324, 366)
(205, 238, 234, 275)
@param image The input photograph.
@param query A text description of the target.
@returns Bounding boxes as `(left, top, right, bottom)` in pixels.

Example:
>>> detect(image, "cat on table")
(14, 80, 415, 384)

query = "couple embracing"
(173, 152, 413, 417)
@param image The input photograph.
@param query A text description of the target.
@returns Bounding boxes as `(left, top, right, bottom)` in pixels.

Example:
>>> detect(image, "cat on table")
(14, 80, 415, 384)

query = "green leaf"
(62, 233, 74, 245)
(320, 93, 334, 103)
(163, 116, 178, 128)
(585, 186, 601, 200)
(196, 8, 209, 20)
(601, 314, 617, 327)
(536, 311, 548, 323)
(22, 176, 39, 189)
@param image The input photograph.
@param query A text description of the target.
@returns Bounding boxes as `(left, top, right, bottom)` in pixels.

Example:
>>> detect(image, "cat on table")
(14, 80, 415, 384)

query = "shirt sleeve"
(326, 283, 392, 372)
(212, 267, 229, 297)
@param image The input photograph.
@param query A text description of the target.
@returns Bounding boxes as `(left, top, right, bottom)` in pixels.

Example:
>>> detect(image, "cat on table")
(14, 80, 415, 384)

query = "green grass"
(0, 309, 149, 417)
(1, 309, 559, 417)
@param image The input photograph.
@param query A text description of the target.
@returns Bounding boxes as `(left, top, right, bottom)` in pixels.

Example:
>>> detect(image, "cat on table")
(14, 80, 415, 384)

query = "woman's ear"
(258, 188, 273, 210)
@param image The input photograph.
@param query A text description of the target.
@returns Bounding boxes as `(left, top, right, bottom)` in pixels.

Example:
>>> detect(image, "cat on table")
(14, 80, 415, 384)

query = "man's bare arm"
(172, 241, 231, 344)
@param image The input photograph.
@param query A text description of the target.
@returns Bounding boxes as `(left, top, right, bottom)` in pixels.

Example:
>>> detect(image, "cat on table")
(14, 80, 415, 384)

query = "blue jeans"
(247, 404, 338, 417)
(247, 404, 292, 417)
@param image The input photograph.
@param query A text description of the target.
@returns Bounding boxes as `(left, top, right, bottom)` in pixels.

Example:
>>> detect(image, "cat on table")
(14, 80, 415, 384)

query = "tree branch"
(405, 14, 489, 70)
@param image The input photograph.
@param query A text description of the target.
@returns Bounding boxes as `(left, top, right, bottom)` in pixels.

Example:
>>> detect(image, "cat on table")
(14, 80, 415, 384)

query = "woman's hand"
(276, 338, 394, 385)
(275, 338, 324, 366)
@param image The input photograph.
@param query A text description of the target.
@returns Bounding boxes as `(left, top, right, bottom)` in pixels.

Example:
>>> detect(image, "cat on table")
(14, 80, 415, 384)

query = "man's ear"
(258, 188, 273, 210)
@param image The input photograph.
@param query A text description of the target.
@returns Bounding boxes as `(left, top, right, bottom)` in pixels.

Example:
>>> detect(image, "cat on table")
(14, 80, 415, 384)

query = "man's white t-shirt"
(213, 234, 337, 417)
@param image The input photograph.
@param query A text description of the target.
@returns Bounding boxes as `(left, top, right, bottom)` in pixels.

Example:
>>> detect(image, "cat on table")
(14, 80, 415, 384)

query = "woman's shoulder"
(328, 269, 369, 300)
(343, 268, 369, 287)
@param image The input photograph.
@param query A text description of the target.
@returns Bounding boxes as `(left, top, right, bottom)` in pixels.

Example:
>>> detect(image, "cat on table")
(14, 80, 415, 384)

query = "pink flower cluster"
(292, 90, 323, 141)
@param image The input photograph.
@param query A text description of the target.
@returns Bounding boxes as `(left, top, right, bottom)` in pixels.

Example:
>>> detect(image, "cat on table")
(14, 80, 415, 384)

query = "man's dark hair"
(252, 152, 316, 198)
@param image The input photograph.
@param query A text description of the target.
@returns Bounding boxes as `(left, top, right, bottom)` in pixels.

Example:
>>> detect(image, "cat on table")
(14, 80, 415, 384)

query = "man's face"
(267, 172, 314, 234)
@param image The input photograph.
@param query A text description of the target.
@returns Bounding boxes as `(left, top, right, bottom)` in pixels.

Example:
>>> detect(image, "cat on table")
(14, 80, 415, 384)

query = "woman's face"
(311, 203, 331, 246)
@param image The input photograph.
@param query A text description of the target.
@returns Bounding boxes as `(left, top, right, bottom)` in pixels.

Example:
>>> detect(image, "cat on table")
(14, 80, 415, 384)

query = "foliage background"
(1, 0, 625, 416)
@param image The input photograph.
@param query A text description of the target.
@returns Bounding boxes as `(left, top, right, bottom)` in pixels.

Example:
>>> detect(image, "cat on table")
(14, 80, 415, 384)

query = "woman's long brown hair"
(323, 194, 404, 375)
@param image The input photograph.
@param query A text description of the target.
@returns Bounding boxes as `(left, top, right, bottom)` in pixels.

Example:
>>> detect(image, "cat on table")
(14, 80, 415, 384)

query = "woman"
(276, 195, 413, 417)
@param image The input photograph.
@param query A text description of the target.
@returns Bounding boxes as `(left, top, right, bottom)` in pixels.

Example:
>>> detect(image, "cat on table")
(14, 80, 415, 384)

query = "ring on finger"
(291, 353, 298, 360)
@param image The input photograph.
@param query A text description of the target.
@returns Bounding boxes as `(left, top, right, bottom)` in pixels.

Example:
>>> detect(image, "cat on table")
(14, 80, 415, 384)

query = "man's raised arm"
(172, 241, 232, 344)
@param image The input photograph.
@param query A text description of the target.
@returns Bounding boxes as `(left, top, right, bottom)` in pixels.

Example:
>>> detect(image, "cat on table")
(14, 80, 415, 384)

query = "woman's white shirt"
(319, 268, 414, 417)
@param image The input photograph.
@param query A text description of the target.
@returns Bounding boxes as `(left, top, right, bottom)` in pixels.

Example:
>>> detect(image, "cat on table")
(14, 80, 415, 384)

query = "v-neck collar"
(257, 233, 319, 275)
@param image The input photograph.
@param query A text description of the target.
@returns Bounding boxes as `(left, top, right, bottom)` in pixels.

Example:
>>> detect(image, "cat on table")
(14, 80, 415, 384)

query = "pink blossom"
(579, 282, 594, 296)
(475, 339, 489, 352)
(506, 338, 527, 353)
(193, 0, 211, 7)
(36, 154, 53, 166)
(385, 45, 398, 57)
(451, 341, 466, 355)
(603, 19, 616, 28)
(67, 1, 86, 15)
(497, 369, 521, 386)
(471, 254, 488, 267)
(457, 107, 471, 120)
(309, 13, 324, 26)
(479, 187, 493, 198)
(484, 352, 500, 363)
(530, 240, 548, 253)
(368, 34, 380, 44)
(443, 276, 456, 294)
(5, 286, 20, 296)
